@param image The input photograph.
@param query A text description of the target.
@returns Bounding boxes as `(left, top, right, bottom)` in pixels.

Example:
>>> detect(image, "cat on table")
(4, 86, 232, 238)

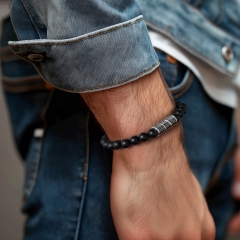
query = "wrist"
(101, 101, 186, 150)
(112, 122, 185, 173)
(83, 70, 175, 140)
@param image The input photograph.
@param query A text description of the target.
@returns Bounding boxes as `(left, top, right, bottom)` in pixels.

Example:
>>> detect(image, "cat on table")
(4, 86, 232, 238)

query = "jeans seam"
(24, 131, 44, 202)
(170, 63, 177, 87)
(74, 111, 90, 240)
(2, 75, 43, 83)
(3, 83, 47, 93)
(23, 89, 54, 204)
(205, 118, 237, 194)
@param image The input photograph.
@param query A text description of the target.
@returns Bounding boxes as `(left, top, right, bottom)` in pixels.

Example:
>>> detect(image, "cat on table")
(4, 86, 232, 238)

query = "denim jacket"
(9, 0, 240, 93)
(9, 0, 159, 93)
(139, 0, 240, 77)
(3, 2, 239, 239)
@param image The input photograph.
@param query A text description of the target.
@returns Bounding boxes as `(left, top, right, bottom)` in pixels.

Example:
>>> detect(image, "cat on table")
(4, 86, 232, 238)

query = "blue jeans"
(1, 17, 236, 240)
(156, 50, 236, 240)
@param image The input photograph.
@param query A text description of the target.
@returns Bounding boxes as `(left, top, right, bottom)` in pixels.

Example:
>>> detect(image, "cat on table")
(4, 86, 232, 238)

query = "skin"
(228, 100, 240, 235)
(228, 146, 240, 235)
(81, 69, 216, 239)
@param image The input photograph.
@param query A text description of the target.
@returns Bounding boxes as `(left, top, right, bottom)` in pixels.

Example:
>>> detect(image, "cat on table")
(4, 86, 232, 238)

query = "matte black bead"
(121, 139, 130, 148)
(102, 134, 108, 139)
(173, 112, 181, 120)
(174, 110, 183, 118)
(179, 103, 187, 109)
(175, 101, 181, 107)
(100, 139, 105, 146)
(103, 141, 109, 149)
(148, 129, 158, 138)
(179, 110, 184, 117)
(139, 132, 148, 142)
(178, 104, 186, 109)
(130, 136, 139, 145)
(107, 142, 114, 150)
(113, 140, 121, 149)
(179, 106, 186, 114)
(100, 101, 187, 151)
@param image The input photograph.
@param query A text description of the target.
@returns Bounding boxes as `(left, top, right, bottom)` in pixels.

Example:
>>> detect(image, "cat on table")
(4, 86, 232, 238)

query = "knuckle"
(184, 231, 201, 240)
(205, 221, 216, 240)
(174, 224, 201, 240)
(204, 212, 216, 240)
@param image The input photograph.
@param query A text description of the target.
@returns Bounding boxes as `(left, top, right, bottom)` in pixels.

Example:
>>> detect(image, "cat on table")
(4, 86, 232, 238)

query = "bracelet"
(100, 101, 186, 150)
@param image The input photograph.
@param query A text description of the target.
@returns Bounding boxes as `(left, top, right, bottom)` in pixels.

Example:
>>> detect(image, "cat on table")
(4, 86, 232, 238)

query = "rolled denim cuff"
(9, 16, 159, 93)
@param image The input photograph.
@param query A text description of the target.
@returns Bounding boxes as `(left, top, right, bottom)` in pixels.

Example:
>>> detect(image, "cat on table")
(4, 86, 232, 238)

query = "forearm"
(82, 69, 174, 134)
(81, 69, 184, 167)
(82, 71, 215, 238)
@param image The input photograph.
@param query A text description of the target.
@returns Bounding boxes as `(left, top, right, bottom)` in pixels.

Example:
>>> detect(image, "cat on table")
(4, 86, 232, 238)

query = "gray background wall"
(0, 1, 25, 239)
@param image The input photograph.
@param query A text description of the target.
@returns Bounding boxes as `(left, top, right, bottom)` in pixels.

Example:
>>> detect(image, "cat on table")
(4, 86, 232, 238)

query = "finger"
(227, 213, 240, 235)
(232, 147, 240, 200)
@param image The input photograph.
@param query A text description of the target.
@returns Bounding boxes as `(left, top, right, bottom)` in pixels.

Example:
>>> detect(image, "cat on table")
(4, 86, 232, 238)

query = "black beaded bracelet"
(100, 101, 186, 151)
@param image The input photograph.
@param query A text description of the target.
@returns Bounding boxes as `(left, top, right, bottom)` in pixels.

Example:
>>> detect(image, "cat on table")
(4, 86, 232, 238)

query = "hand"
(228, 146, 240, 235)
(227, 103, 240, 235)
(110, 125, 215, 240)
(81, 69, 215, 240)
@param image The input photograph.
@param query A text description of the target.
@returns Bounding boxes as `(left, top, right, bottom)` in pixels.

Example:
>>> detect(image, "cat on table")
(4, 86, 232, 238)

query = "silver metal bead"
(151, 115, 178, 136)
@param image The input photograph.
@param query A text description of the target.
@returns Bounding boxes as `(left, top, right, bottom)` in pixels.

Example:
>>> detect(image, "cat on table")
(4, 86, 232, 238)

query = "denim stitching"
(23, 90, 54, 204)
(84, 112, 90, 164)
(205, 119, 237, 194)
(172, 76, 194, 99)
(170, 70, 194, 94)
(83, 112, 90, 181)
(146, 20, 235, 76)
(20, 0, 42, 39)
(9, 16, 144, 48)
(2, 74, 43, 83)
(171, 64, 178, 87)
(216, 0, 224, 25)
(33, 63, 160, 93)
(74, 111, 90, 240)
(24, 133, 43, 202)
(23, 0, 46, 28)
(3, 84, 46, 93)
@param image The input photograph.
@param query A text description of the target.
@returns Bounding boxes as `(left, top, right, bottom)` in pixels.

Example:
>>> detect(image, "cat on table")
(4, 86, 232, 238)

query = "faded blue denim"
(138, 0, 240, 76)
(8, 0, 240, 93)
(2, 0, 239, 239)
(9, 0, 159, 92)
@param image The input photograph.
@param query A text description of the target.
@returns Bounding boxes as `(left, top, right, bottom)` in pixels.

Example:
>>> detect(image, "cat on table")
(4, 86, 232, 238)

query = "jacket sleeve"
(9, 0, 159, 93)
